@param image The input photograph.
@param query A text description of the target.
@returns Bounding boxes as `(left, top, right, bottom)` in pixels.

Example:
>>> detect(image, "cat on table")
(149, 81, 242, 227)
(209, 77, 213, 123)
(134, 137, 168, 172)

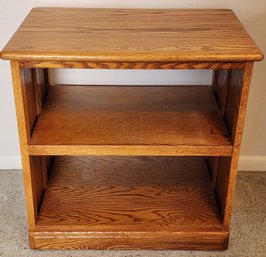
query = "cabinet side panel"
(40, 156, 53, 189)
(10, 63, 51, 232)
(29, 157, 45, 211)
(211, 64, 253, 227)
(20, 68, 38, 135)
(10, 61, 38, 229)
(222, 63, 254, 229)
(29, 156, 53, 210)
(32, 68, 51, 189)
(213, 63, 254, 229)
(19, 67, 50, 134)
(215, 156, 231, 219)
(207, 157, 219, 189)
(224, 69, 244, 139)
(32, 68, 50, 115)
(208, 70, 231, 190)
(212, 70, 231, 115)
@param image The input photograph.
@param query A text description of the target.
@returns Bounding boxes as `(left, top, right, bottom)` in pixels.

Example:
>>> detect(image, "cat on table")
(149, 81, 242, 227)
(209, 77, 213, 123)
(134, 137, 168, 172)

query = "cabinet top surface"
(0, 8, 263, 62)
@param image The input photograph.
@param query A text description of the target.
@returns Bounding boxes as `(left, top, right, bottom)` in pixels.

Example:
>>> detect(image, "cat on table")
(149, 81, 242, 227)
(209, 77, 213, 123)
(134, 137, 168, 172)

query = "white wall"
(0, 0, 265, 170)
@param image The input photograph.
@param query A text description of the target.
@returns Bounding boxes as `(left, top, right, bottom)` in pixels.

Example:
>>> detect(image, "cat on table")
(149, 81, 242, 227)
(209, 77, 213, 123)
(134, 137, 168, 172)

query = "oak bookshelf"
(0, 8, 263, 250)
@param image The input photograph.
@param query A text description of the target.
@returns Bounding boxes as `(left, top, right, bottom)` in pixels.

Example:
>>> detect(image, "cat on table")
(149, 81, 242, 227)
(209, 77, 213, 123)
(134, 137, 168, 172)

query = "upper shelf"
(0, 8, 263, 62)
(28, 85, 232, 156)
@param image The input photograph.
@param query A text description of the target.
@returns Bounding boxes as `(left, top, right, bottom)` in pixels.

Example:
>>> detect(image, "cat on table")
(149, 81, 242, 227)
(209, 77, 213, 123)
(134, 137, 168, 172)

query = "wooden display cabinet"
(0, 8, 263, 250)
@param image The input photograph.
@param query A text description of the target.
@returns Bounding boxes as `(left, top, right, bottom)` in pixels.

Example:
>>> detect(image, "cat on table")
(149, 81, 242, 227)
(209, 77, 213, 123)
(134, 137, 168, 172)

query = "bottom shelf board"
(34, 156, 228, 250)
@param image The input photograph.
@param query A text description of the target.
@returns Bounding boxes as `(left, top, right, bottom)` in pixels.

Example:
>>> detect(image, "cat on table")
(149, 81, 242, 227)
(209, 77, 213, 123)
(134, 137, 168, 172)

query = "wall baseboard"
(0, 156, 22, 169)
(238, 156, 266, 171)
(0, 155, 265, 171)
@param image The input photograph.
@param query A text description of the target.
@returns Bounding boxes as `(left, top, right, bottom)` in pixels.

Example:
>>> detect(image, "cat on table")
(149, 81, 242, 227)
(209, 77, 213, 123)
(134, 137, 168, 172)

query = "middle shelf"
(28, 85, 232, 156)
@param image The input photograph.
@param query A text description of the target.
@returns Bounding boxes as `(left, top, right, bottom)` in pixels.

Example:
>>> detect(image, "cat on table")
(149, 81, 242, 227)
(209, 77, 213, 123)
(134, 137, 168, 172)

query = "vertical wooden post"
(10, 62, 51, 239)
(11, 61, 38, 231)
(222, 62, 254, 229)
(210, 63, 254, 230)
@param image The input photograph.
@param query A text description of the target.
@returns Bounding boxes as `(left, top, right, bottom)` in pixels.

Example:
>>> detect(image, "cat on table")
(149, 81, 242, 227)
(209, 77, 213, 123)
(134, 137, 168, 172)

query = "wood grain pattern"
(10, 61, 38, 231)
(29, 157, 45, 211)
(207, 157, 219, 190)
(224, 69, 244, 139)
(215, 156, 231, 221)
(39, 156, 221, 230)
(10, 63, 50, 235)
(0, 8, 263, 62)
(28, 85, 232, 156)
(32, 68, 49, 114)
(18, 60, 246, 70)
(19, 68, 37, 135)
(29, 230, 229, 250)
(222, 62, 254, 228)
(28, 145, 232, 157)
(34, 156, 228, 250)
(40, 156, 54, 189)
(210, 64, 253, 226)
(3, 8, 262, 250)
(212, 70, 231, 115)
(31, 69, 51, 192)
(209, 63, 254, 227)
(209, 69, 231, 203)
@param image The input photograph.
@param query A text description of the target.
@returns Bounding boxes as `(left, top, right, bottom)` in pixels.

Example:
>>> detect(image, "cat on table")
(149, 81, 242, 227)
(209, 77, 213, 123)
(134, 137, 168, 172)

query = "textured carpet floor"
(0, 170, 265, 257)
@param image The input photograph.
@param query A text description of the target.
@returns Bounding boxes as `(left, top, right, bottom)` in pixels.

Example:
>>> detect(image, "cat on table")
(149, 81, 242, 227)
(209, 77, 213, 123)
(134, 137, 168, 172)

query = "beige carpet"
(0, 170, 265, 257)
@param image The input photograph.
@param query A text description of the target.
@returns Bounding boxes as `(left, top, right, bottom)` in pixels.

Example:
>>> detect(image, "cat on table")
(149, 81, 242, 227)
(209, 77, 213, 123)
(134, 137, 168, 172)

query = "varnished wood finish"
(33, 156, 228, 250)
(29, 85, 232, 156)
(215, 156, 231, 221)
(28, 145, 232, 157)
(207, 157, 219, 190)
(29, 157, 45, 211)
(10, 63, 50, 235)
(15, 67, 49, 135)
(212, 70, 231, 115)
(0, 8, 263, 62)
(10, 61, 38, 231)
(40, 156, 53, 189)
(20, 68, 37, 134)
(2, 8, 262, 251)
(38, 157, 222, 230)
(210, 63, 254, 226)
(30, 231, 228, 250)
(30, 68, 51, 189)
(18, 60, 246, 70)
(222, 63, 254, 228)
(32, 68, 49, 114)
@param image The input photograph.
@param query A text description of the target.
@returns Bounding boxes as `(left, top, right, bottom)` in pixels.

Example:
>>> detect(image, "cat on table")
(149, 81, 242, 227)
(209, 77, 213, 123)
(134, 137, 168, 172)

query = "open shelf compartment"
(28, 85, 232, 156)
(31, 156, 228, 250)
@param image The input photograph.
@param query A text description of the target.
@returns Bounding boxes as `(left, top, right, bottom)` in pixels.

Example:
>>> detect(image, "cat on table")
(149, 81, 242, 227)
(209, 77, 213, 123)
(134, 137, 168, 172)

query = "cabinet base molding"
(29, 231, 229, 250)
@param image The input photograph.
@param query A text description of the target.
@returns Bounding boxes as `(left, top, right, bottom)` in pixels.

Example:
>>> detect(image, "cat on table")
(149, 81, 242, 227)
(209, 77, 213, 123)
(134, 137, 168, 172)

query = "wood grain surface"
(11, 61, 37, 230)
(28, 85, 232, 156)
(222, 63, 254, 229)
(37, 156, 222, 230)
(0, 8, 263, 62)
(209, 63, 254, 228)
(18, 60, 247, 70)
(33, 156, 228, 250)
(30, 230, 228, 250)
(3, 8, 261, 250)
